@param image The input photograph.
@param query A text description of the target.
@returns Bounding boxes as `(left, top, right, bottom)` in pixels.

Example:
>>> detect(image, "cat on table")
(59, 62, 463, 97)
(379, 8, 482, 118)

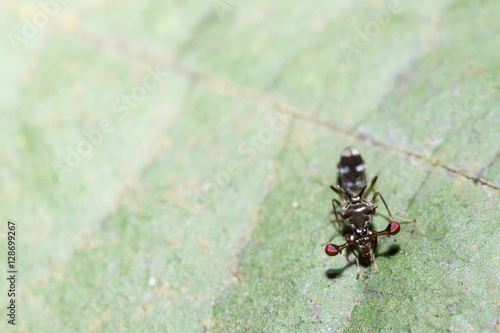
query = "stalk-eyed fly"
(325, 147, 415, 275)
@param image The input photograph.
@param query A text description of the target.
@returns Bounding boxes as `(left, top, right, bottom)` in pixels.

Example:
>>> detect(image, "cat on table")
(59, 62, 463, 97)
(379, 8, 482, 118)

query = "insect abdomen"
(337, 147, 366, 196)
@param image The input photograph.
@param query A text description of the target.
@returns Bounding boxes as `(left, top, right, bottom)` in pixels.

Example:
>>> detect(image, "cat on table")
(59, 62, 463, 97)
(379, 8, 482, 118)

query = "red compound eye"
(325, 244, 340, 256)
(389, 221, 401, 235)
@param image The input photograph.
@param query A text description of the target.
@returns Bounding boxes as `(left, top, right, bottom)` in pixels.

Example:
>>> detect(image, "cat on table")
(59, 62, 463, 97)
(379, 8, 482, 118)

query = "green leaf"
(1, 0, 499, 332)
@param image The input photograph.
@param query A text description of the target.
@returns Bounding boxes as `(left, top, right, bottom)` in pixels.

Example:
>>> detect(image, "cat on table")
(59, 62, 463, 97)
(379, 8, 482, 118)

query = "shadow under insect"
(325, 244, 400, 279)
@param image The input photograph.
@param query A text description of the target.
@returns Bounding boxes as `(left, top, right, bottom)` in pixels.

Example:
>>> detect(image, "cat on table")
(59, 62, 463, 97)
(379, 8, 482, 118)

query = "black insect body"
(325, 147, 415, 275)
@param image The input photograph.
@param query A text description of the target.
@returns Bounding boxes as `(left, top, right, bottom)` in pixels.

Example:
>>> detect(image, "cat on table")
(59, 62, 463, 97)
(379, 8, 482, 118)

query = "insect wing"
(337, 147, 366, 197)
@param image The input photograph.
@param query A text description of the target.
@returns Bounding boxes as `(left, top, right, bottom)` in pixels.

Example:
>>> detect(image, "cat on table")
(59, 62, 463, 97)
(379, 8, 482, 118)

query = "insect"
(324, 147, 415, 275)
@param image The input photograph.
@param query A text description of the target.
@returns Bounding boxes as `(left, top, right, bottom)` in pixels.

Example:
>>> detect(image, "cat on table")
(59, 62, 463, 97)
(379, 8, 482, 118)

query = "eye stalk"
(325, 221, 401, 257)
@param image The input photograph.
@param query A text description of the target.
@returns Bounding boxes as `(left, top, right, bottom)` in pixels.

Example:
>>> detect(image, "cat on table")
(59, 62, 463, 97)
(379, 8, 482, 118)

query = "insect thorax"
(342, 200, 374, 231)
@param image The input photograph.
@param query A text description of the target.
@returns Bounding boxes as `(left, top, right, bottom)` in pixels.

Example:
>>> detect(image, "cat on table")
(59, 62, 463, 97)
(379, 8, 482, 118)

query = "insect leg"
(323, 199, 343, 245)
(346, 244, 360, 276)
(331, 198, 342, 229)
(345, 234, 361, 276)
(355, 255, 360, 276)
(330, 185, 342, 197)
(372, 192, 416, 222)
(363, 175, 379, 200)
(372, 253, 379, 273)
(370, 230, 379, 273)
